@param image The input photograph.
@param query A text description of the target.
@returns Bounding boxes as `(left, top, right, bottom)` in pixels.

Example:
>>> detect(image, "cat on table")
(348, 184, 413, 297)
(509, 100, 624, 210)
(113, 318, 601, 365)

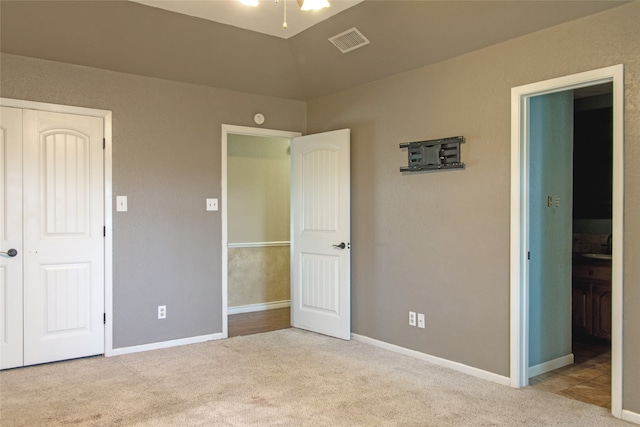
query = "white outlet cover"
(409, 311, 416, 326)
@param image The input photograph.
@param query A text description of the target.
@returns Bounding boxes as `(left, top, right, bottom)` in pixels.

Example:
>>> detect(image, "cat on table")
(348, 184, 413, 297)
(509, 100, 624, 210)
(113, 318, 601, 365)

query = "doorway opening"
(226, 132, 292, 337)
(528, 83, 613, 408)
(509, 64, 624, 418)
(221, 125, 301, 338)
(222, 125, 352, 341)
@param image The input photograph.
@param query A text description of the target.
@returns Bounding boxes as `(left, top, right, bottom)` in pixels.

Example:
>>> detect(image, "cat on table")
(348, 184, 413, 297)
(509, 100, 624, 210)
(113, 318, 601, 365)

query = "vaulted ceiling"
(0, 1, 628, 100)
(129, 0, 366, 39)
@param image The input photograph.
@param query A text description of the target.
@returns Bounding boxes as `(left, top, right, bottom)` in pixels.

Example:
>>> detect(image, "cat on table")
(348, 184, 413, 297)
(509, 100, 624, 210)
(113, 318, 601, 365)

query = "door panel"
(291, 129, 350, 340)
(301, 254, 339, 313)
(43, 264, 91, 332)
(0, 107, 24, 370)
(42, 131, 90, 236)
(23, 110, 104, 366)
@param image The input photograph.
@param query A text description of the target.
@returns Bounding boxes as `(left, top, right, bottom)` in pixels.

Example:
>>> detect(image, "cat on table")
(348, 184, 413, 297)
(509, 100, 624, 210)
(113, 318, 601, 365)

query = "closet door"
(0, 108, 104, 369)
(0, 106, 24, 370)
(22, 110, 105, 366)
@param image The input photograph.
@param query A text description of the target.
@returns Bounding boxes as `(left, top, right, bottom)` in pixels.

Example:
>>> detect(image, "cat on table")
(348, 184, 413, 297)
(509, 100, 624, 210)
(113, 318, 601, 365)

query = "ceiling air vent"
(329, 27, 370, 53)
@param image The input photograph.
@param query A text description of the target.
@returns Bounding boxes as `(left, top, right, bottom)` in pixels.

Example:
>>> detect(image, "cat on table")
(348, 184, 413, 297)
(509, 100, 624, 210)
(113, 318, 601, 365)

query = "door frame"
(221, 124, 301, 338)
(0, 97, 114, 356)
(509, 65, 624, 416)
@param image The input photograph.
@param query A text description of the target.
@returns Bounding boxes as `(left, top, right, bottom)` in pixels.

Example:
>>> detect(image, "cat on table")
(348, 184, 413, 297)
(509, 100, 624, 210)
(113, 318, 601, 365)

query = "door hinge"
(527, 251, 531, 260)
(103, 226, 106, 237)
(103, 313, 106, 324)
(103, 138, 106, 149)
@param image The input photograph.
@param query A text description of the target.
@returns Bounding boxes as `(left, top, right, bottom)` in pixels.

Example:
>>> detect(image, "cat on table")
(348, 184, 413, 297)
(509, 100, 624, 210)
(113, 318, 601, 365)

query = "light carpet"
(0, 329, 630, 426)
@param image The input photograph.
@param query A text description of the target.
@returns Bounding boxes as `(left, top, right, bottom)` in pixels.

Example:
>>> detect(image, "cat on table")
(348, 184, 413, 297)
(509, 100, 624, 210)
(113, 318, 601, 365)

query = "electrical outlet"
(158, 305, 166, 319)
(417, 313, 425, 329)
(206, 198, 218, 211)
(409, 311, 416, 326)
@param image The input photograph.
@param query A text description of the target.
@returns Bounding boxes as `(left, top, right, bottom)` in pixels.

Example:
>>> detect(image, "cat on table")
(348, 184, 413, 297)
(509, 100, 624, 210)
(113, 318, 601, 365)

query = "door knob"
(1, 248, 18, 257)
(332, 242, 346, 249)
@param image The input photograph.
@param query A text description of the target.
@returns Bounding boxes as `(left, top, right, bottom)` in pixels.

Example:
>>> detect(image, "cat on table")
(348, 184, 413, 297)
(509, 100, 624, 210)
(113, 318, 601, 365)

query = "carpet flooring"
(0, 329, 629, 426)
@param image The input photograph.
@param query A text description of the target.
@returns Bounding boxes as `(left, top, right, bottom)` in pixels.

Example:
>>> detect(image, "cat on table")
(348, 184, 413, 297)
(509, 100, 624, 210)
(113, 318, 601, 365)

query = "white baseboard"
(228, 300, 291, 315)
(622, 409, 640, 424)
(352, 334, 510, 386)
(107, 332, 225, 357)
(528, 353, 574, 378)
(106, 300, 291, 357)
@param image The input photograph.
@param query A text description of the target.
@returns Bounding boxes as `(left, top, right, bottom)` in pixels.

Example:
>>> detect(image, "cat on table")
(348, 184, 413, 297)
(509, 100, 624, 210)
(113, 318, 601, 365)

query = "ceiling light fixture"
(297, 0, 330, 11)
(239, 0, 330, 30)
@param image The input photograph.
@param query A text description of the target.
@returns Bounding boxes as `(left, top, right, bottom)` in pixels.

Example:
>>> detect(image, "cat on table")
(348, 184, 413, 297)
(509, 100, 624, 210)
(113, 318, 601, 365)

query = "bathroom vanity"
(572, 255, 612, 340)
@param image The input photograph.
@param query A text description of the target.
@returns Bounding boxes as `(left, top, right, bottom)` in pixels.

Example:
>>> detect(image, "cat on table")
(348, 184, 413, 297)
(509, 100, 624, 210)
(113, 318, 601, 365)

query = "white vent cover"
(329, 27, 370, 53)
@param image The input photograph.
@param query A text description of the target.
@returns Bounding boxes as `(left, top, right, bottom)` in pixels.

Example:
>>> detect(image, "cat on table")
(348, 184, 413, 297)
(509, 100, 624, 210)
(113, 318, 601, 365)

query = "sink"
(581, 253, 612, 260)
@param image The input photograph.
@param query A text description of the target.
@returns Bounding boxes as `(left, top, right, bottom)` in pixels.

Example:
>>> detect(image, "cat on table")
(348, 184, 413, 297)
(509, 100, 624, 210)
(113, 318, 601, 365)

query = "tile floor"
(529, 340, 611, 408)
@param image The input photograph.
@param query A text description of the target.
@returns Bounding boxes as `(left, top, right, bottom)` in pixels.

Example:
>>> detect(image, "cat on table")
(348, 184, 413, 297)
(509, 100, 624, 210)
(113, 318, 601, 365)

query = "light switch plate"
(116, 196, 128, 212)
(206, 198, 218, 211)
(417, 313, 426, 329)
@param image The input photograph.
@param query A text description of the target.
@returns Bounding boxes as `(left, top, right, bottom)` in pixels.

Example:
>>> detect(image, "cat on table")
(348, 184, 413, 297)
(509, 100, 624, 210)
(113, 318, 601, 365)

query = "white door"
(0, 107, 24, 369)
(0, 108, 105, 369)
(291, 129, 350, 340)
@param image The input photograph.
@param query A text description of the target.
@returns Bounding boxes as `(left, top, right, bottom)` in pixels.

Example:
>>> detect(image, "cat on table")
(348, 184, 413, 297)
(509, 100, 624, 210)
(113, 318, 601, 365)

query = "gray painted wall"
(0, 53, 306, 348)
(306, 2, 640, 411)
(1, 1, 639, 415)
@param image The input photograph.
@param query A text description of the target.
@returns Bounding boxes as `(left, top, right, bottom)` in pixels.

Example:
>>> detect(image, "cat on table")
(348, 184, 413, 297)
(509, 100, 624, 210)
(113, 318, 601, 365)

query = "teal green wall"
(528, 91, 574, 368)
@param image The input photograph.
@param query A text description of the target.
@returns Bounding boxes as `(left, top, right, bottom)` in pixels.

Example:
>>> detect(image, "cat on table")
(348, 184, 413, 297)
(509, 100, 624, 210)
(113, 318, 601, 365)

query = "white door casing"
(510, 65, 624, 418)
(291, 129, 351, 340)
(0, 107, 24, 370)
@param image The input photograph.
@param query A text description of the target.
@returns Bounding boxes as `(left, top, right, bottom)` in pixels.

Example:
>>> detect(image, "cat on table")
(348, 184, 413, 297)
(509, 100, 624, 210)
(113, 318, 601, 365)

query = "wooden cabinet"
(572, 263, 611, 340)
(592, 284, 612, 339)
(572, 282, 592, 335)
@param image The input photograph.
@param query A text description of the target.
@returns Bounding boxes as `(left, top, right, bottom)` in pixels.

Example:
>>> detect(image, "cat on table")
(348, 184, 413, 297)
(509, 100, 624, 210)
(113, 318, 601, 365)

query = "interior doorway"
(226, 132, 293, 337)
(221, 125, 352, 341)
(528, 83, 613, 408)
(221, 125, 301, 338)
(509, 64, 624, 418)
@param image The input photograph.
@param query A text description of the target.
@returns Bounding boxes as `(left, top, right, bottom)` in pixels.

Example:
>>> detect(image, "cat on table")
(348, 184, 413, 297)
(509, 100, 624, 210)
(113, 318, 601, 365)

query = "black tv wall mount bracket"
(400, 136, 465, 172)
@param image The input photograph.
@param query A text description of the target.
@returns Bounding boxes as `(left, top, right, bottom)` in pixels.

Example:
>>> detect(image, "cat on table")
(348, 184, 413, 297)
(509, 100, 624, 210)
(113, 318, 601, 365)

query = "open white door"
(291, 129, 350, 340)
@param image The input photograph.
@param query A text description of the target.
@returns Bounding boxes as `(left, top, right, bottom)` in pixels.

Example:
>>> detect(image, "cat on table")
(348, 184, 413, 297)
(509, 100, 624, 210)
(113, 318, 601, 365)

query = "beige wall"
(0, 53, 306, 348)
(307, 2, 640, 411)
(227, 134, 290, 244)
(228, 246, 290, 307)
(227, 134, 291, 308)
